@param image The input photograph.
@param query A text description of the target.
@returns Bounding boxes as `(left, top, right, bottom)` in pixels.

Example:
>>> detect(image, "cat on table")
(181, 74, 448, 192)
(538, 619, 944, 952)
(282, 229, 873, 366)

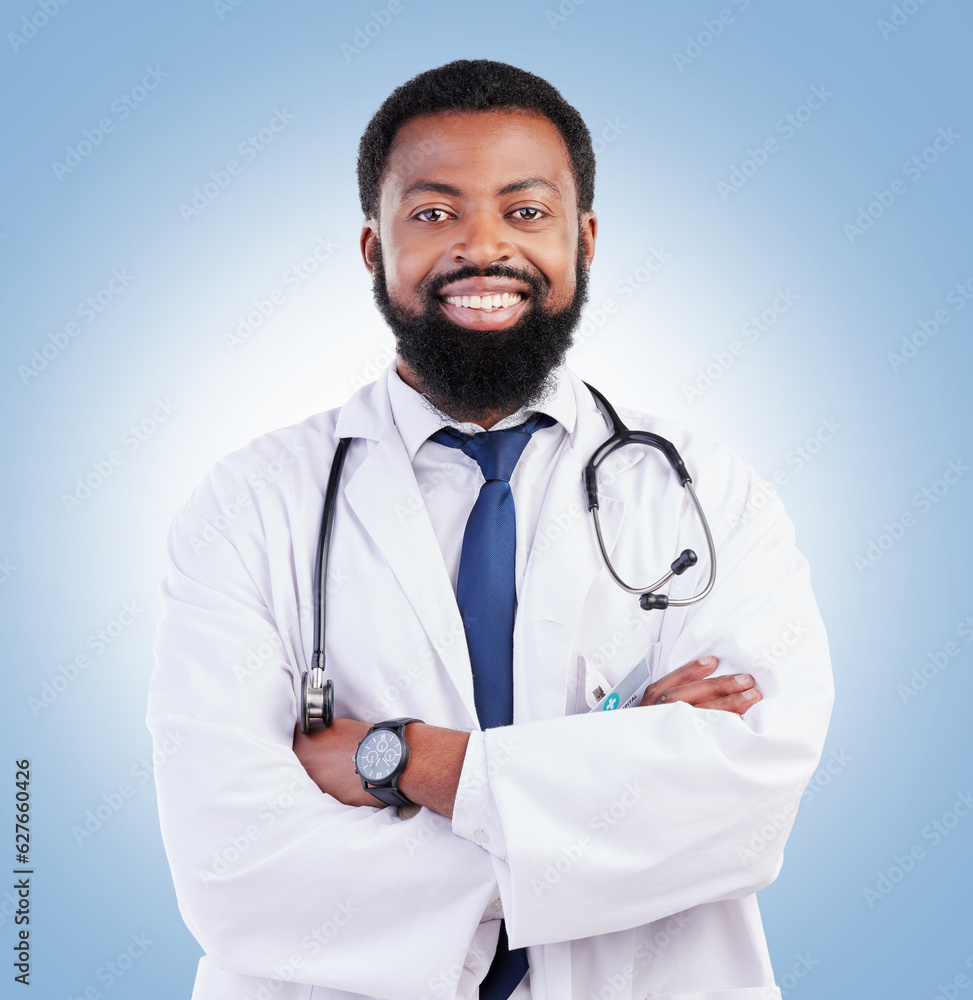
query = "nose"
(449, 209, 514, 268)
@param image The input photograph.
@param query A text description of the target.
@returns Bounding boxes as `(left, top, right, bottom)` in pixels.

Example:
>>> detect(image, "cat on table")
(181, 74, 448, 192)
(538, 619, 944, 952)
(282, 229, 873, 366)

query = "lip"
(436, 277, 531, 298)
(438, 294, 529, 330)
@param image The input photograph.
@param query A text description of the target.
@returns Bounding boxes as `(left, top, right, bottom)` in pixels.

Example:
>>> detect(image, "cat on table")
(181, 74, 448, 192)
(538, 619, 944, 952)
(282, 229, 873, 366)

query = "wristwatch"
(354, 718, 423, 808)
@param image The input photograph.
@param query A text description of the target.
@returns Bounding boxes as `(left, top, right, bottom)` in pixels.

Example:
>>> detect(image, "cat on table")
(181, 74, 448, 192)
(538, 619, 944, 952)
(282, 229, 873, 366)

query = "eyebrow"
(401, 177, 563, 200)
(497, 177, 562, 199)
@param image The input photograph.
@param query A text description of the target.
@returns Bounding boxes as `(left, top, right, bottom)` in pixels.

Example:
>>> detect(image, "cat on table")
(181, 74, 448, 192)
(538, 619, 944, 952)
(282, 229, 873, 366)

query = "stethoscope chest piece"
(301, 667, 334, 733)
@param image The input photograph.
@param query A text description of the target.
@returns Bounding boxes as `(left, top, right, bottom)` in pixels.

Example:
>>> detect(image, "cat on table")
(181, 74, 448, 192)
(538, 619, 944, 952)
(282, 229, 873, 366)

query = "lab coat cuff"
(451, 730, 509, 860)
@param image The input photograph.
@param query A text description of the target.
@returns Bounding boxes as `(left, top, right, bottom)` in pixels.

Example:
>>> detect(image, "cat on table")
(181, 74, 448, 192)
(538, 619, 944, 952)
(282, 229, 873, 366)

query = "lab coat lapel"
(341, 427, 478, 726)
(515, 378, 626, 722)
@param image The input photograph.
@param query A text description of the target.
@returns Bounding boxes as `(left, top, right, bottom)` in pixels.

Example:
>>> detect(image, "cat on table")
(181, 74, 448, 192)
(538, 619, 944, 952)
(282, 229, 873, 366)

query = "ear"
(579, 210, 597, 269)
(360, 220, 379, 275)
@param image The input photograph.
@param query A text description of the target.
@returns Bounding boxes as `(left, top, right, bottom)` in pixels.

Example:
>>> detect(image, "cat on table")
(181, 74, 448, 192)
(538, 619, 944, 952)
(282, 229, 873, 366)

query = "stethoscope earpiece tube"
(582, 383, 717, 611)
(302, 437, 352, 732)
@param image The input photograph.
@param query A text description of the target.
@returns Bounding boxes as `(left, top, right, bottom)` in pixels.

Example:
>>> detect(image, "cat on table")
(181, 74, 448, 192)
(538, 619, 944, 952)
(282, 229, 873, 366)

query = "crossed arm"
(292, 656, 761, 818)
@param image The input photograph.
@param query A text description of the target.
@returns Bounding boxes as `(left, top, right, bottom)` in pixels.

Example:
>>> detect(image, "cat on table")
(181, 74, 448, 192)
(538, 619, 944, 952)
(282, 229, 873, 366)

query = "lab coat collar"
(332, 365, 629, 727)
(384, 360, 579, 461)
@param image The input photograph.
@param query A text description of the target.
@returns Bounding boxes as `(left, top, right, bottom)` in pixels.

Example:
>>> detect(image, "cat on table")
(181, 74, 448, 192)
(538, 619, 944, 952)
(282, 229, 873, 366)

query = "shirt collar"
(386, 359, 577, 461)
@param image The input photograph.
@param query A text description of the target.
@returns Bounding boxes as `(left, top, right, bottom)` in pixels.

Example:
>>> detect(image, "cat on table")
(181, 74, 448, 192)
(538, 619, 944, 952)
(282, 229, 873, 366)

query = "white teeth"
(443, 292, 523, 311)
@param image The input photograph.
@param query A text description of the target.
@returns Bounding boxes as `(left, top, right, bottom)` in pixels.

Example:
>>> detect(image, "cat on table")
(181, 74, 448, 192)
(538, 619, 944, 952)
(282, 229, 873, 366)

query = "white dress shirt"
(387, 361, 581, 999)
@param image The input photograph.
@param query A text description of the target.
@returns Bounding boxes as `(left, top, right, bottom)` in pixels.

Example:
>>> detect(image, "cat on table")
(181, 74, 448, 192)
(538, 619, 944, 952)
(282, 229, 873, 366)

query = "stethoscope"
(301, 383, 717, 732)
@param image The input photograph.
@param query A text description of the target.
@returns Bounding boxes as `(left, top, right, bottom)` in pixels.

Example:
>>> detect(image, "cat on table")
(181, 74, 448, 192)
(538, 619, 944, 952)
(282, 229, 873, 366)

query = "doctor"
(148, 60, 833, 1000)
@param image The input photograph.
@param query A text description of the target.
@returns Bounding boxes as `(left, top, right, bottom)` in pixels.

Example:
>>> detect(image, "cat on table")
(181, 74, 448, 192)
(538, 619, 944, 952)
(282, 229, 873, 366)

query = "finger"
(651, 672, 756, 707)
(696, 688, 763, 714)
(640, 656, 719, 706)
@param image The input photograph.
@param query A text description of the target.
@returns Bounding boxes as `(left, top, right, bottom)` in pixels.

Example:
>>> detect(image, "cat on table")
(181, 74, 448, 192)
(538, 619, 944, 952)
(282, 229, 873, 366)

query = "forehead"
(380, 109, 578, 206)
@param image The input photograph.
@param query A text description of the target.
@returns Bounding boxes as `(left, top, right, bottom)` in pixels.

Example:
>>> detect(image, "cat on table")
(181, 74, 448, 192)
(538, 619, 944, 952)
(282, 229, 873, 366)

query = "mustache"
(420, 263, 549, 299)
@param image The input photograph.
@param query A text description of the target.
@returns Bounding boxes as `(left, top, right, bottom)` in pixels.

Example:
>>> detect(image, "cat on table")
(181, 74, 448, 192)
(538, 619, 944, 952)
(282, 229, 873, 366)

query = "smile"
(441, 292, 524, 312)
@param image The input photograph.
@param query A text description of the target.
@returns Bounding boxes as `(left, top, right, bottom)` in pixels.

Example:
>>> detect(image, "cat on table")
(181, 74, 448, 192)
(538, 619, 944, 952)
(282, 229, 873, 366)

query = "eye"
(414, 207, 452, 223)
(510, 206, 547, 222)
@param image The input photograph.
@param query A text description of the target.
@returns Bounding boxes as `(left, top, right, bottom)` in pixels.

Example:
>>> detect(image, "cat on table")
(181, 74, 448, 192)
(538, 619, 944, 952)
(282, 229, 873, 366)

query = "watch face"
(356, 729, 403, 783)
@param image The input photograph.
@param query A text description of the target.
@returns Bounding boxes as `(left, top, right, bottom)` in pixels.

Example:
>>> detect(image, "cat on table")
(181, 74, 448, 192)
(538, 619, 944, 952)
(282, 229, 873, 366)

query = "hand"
(639, 656, 761, 714)
(293, 718, 387, 808)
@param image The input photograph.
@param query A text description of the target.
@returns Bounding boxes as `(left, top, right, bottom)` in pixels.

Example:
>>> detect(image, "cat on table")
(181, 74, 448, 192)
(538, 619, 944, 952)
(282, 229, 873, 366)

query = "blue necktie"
(429, 411, 555, 1000)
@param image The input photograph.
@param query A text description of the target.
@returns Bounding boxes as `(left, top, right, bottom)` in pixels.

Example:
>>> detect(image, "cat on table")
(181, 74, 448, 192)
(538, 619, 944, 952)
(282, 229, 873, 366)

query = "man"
(148, 60, 833, 1000)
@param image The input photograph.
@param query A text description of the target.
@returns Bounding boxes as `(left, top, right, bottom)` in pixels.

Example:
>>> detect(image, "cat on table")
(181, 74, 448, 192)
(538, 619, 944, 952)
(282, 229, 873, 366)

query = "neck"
(396, 358, 512, 430)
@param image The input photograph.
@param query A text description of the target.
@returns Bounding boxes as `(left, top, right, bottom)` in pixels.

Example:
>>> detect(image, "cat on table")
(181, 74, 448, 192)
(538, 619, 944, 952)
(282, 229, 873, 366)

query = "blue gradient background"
(2, 1, 971, 997)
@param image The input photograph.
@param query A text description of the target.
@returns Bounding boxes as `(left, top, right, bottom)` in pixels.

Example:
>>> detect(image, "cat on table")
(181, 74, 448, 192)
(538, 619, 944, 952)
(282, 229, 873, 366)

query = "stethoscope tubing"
(303, 382, 717, 730)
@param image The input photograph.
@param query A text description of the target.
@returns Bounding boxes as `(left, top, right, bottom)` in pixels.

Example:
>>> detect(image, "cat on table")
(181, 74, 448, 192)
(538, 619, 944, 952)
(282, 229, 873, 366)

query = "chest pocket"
(575, 642, 661, 713)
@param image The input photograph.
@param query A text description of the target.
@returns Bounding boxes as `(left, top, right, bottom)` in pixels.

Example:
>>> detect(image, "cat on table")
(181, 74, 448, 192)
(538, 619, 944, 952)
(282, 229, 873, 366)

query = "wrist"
(398, 723, 470, 819)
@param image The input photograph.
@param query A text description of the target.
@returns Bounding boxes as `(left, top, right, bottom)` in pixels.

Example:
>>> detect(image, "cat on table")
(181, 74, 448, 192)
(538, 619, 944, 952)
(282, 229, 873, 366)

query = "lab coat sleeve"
(450, 461, 834, 948)
(147, 502, 498, 1000)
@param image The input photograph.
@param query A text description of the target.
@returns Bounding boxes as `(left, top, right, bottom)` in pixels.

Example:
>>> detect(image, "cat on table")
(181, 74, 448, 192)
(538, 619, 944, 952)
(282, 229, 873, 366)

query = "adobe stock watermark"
(199, 776, 309, 883)
(68, 932, 154, 998)
(415, 940, 491, 1000)
(887, 273, 972, 372)
(71, 731, 188, 846)
(223, 237, 338, 351)
(896, 611, 972, 706)
(853, 458, 969, 573)
(28, 600, 145, 716)
(350, 340, 395, 390)
(394, 463, 464, 525)
(545, 0, 588, 31)
(863, 791, 972, 907)
(17, 268, 135, 386)
(533, 449, 647, 560)
(373, 621, 466, 714)
(588, 914, 696, 1000)
(52, 67, 169, 181)
(843, 126, 960, 243)
(8, 0, 72, 53)
(61, 397, 179, 512)
(179, 108, 297, 223)
(0, 557, 17, 586)
(213, 0, 246, 19)
(733, 797, 800, 864)
(401, 810, 451, 857)
(232, 609, 319, 686)
(575, 246, 672, 349)
(532, 779, 648, 896)
(581, 611, 649, 674)
(751, 620, 810, 670)
(682, 288, 799, 403)
(800, 749, 853, 806)
(672, 0, 753, 72)
(463, 737, 522, 802)
(726, 417, 842, 534)
(340, 1, 403, 62)
(717, 86, 834, 201)
(878, 0, 935, 40)
(777, 953, 818, 997)
(922, 951, 973, 1000)
(187, 440, 309, 554)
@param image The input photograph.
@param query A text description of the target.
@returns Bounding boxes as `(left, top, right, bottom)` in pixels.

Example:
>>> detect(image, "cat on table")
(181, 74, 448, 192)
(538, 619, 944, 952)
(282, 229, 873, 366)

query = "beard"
(370, 237, 589, 423)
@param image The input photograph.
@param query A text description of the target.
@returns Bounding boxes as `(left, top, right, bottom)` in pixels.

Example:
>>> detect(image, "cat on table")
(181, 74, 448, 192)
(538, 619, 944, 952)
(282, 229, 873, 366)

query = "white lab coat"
(147, 366, 833, 1000)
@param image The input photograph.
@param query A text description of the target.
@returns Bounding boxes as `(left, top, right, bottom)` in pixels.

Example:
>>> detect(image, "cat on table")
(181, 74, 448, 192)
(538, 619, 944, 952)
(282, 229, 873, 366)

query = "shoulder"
(184, 408, 340, 527)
